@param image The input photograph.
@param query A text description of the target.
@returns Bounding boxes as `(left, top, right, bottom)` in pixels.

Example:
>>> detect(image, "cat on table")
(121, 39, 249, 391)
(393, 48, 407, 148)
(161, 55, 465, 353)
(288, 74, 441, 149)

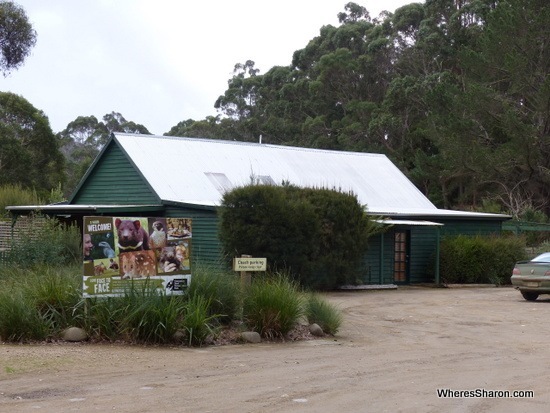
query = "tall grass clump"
(0, 289, 50, 341)
(85, 284, 221, 346)
(0, 262, 26, 285)
(83, 286, 153, 342)
(187, 264, 242, 323)
(0, 265, 82, 341)
(242, 273, 304, 339)
(81, 296, 123, 341)
(88, 281, 186, 344)
(182, 295, 220, 346)
(21, 265, 82, 332)
(118, 288, 187, 344)
(305, 294, 343, 335)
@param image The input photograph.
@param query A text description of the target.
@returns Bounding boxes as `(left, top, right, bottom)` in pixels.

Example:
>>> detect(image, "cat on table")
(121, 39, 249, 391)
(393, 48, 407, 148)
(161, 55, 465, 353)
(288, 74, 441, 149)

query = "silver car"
(511, 252, 550, 301)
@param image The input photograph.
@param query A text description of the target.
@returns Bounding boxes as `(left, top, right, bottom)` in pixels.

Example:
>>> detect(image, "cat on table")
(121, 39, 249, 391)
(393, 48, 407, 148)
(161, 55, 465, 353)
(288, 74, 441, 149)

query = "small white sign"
(233, 257, 267, 271)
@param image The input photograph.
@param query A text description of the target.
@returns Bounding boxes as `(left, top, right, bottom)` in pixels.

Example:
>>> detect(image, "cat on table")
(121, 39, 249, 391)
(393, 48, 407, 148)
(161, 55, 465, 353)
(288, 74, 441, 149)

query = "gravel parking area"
(1, 286, 549, 412)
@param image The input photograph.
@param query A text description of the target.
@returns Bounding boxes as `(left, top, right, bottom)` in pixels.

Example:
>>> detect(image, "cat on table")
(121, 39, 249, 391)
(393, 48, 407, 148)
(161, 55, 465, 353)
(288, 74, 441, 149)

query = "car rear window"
(532, 253, 550, 262)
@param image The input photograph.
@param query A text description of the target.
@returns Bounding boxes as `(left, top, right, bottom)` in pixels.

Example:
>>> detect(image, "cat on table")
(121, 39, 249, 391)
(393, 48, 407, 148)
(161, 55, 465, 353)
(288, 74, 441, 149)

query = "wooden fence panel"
(0, 217, 46, 252)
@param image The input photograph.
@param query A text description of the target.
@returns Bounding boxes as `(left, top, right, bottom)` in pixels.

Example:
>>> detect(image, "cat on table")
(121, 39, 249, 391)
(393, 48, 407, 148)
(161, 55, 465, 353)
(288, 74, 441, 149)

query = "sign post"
(233, 255, 267, 286)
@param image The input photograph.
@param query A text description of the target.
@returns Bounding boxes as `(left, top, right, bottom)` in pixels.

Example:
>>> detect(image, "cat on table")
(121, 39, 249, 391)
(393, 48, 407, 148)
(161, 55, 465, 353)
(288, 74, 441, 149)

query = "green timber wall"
(363, 226, 439, 285)
(71, 142, 159, 205)
(362, 230, 395, 284)
(409, 226, 439, 284)
(438, 219, 502, 236)
(70, 142, 224, 269)
(361, 219, 504, 285)
(164, 206, 224, 270)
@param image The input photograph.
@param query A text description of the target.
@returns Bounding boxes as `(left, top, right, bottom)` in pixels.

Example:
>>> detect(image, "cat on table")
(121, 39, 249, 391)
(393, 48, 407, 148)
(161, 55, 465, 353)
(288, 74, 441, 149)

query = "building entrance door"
(394, 230, 410, 283)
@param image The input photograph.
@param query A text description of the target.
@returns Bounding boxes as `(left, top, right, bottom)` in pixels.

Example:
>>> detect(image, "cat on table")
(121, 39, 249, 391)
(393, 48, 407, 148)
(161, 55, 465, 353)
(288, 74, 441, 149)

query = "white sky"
(2, 0, 418, 135)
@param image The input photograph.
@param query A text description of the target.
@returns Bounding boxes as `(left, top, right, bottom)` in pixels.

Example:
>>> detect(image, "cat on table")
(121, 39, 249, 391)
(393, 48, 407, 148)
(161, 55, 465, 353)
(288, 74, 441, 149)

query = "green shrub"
(220, 185, 319, 283)
(298, 187, 376, 289)
(534, 241, 550, 256)
(0, 184, 43, 219)
(242, 273, 304, 339)
(219, 185, 376, 290)
(440, 235, 527, 285)
(305, 294, 343, 335)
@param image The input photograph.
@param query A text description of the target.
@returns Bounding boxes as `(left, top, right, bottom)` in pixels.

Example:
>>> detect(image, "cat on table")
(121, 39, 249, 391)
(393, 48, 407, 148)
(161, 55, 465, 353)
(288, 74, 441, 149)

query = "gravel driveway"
(1, 286, 549, 412)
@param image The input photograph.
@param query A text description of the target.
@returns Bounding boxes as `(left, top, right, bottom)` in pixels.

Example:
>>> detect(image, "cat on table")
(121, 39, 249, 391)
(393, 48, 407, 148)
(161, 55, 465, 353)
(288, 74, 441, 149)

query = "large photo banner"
(82, 216, 192, 297)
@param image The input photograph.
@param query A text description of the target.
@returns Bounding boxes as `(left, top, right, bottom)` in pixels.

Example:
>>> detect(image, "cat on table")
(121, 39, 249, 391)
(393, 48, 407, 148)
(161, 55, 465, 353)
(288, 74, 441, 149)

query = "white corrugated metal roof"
(376, 219, 444, 226)
(112, 133, 509, 219)
(114, 133, 435, 212)
(5, 204, 160, 211)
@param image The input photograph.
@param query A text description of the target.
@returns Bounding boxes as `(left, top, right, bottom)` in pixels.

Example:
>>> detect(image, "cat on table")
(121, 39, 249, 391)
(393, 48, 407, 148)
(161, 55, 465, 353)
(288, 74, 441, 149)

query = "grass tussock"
(1, 233, 342, 345)
(187, 264, 242, 323)
(305, 294, 343, 335)
(182, 295, 220, 346)
(0, 290, 50, 341)
(242, 273, 304, 339)
(118, 288, 186, 344)
(0, 264, 81, 341)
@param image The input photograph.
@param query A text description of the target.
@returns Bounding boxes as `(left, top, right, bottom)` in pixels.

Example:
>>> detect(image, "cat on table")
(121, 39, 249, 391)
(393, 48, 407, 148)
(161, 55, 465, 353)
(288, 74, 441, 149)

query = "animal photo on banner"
(82, 216, 192, 298)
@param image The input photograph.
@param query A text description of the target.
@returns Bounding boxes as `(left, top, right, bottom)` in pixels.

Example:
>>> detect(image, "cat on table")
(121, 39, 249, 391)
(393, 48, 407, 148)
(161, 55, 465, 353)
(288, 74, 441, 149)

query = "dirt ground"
(1, 286, 550, 413)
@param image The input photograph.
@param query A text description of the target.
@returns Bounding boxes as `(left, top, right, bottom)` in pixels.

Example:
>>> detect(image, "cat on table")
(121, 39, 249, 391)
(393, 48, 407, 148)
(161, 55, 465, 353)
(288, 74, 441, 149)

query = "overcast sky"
(2, 0, 418, 135)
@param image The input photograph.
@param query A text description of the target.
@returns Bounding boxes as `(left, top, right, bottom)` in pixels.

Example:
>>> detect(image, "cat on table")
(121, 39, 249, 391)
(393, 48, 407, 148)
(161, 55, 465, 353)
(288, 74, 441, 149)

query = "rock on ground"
(241, 331, 261, 343)
(309, 323, 324, 336)
(61, 327, 88, 342)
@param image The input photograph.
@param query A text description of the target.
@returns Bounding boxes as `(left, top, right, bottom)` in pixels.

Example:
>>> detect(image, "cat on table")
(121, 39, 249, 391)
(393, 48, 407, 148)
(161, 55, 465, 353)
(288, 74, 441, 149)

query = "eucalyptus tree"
(102, 111, 150, 137)
(168, 0, 548, 216)
(0, 0, 36, 76)
(455, 0, 550, 215)
(58, 112, 150, 196)
(0, 92, 64, 192)
(214, 60, 264, 142)
(165, 116, 240, 141)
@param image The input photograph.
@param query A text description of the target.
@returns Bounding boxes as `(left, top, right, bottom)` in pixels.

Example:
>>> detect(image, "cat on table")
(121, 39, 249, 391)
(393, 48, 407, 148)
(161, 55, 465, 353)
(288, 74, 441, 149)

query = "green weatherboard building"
(7, 133, 509, 285)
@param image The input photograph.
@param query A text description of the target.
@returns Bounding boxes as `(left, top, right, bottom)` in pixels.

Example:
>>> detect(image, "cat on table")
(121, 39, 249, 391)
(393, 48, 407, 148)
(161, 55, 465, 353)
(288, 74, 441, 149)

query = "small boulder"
(173, 330, 186, 343)
(62, 327, 88, 342)
(241, 331, 261, 343)
(309, 323, 324, 337)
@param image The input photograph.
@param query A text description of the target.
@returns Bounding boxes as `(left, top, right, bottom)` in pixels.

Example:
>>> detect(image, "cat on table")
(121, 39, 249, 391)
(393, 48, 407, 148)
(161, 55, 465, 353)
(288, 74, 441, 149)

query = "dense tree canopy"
(0, 92, 64, 193)
(0, 1, 36, 76)
(168, 0, 550, 218)
(1, 0, 547, 220)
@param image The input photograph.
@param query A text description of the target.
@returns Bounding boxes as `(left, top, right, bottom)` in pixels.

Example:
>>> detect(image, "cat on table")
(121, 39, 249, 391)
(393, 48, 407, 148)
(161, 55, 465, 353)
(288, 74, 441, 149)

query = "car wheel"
(521, 291, 539, 301)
